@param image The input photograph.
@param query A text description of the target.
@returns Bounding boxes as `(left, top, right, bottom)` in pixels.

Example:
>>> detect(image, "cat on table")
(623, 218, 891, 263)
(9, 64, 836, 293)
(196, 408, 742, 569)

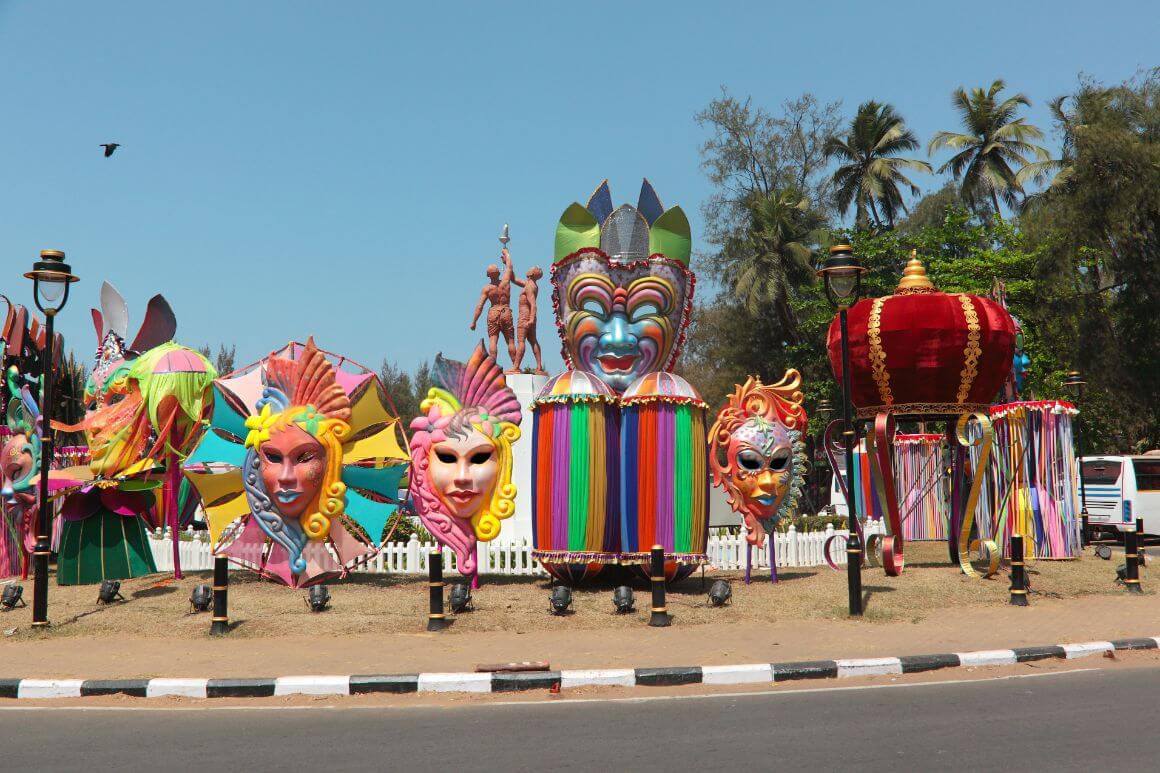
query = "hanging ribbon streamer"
(866, 413, 904, 576)
(955, 412, 999, 578)
(823, 418, 864, 570)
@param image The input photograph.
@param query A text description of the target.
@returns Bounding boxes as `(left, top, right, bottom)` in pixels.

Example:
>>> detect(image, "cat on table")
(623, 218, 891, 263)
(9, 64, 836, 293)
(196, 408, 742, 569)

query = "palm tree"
(725, 188, 819, 343)
(825, 101, 932, 230)
(928, 80, 1049, 214)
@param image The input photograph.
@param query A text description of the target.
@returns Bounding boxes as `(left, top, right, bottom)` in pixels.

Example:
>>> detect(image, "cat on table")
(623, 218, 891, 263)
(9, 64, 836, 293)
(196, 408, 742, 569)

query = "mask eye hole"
(738, 450, 763, 471)
(769, 449, 790, 471)
(435, 451, 456, 464)
(581, 299, 608, 318)
(628, 302, 659, 322)
(264, 450, 284, 464)
(469, 450, 493, 465)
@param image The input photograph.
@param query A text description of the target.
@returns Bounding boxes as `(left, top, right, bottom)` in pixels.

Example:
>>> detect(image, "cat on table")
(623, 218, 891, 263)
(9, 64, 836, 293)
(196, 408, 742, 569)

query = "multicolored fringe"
(531, 398, 621, 580)
(895, 434, 949, 541)
(971, 401, 1081, 559)
(619, 400, 709, 563)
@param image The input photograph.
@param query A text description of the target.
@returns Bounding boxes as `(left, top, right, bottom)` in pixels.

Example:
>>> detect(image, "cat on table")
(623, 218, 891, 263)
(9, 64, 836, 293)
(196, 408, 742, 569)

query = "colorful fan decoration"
(184, 338, 409, 588)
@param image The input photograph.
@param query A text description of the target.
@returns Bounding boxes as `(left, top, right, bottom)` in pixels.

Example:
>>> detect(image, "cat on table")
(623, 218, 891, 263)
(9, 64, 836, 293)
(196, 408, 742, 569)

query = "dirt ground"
(0, 542, 1154, 679)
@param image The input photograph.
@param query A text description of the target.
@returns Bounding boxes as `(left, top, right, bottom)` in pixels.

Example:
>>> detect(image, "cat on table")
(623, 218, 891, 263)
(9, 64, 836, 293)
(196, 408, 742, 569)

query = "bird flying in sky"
(100, 143, 121, 157)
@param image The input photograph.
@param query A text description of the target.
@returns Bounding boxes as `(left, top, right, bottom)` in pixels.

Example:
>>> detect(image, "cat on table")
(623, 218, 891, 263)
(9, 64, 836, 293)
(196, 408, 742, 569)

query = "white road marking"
(0, 667, 1103, 712)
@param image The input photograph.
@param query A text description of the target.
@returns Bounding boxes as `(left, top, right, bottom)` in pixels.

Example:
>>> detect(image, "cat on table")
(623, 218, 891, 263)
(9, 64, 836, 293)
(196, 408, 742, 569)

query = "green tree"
(723, 188, 822, 339)
(825, 101, 931, 229)
(1018, 70, 1160, 451)
(928, 79, 1049, 214)
(379, 359, 432, 422)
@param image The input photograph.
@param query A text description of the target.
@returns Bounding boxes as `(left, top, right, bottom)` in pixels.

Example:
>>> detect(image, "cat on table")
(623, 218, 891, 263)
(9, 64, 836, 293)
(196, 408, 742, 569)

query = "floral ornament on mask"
(709, 371, 809, 545)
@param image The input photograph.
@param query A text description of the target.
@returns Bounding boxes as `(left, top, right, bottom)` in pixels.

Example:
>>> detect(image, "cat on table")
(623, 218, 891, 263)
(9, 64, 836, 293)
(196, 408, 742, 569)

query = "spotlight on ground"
(307, 584, 331, 612)
(449, 582, 473, 613)
(1115, 564, 1128, 584)
(549, 586, 572, 616)
(1, 584, 25, 610)
(97, 580, 125, 605)
(1095, 545, 1113, 560)
(708, 579, 732, 607)
(189, 584, 212, 613)
(612, 585, 634, 614)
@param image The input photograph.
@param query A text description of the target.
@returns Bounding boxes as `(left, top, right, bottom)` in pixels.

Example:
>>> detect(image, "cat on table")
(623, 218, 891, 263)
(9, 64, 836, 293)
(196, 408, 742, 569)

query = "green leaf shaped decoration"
(554, 202, 601, 260)
(648, 206, 691, 266)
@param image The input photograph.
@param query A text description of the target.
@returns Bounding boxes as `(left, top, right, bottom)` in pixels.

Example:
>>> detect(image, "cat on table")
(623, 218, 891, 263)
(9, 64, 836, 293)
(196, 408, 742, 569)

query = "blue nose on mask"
(598, 313, 638, 353)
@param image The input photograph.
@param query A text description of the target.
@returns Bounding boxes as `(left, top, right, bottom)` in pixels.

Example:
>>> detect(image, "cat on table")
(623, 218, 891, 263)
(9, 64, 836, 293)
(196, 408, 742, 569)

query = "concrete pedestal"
(504, 373, 549, 542)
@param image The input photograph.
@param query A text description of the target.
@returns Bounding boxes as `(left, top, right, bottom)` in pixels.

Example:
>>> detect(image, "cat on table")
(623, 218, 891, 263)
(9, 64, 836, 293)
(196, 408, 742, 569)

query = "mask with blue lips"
(551, 179, 695, 394)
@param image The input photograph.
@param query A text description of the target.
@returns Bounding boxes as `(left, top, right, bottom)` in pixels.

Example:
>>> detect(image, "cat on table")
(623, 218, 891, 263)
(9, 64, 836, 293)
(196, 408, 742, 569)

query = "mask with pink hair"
(408, 343, 522, 578)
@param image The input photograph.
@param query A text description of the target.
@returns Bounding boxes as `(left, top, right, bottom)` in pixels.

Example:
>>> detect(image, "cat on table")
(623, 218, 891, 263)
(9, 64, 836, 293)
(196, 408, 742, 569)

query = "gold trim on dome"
(867, 296, 893, 406)
(855, 401, 990, 419)
(956, 294, 982, 404)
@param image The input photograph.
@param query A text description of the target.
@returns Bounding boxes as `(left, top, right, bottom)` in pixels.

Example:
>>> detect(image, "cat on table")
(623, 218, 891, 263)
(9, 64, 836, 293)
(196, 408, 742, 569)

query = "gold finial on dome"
(896, 249, 936, 294)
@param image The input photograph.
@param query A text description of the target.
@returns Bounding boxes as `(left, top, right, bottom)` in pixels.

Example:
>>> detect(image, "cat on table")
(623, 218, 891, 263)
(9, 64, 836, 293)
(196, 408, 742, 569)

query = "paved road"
(3, 668, 1159, 771)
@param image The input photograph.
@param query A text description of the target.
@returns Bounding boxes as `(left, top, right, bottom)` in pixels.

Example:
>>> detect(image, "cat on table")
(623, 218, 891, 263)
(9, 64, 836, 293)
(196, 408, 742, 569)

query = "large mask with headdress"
(185, 338, 408, 587)
(551, 180, 695, 394)
(408, 343, 522, 578)
(709, 372, 808, 545)
(64, 282, 216, 479)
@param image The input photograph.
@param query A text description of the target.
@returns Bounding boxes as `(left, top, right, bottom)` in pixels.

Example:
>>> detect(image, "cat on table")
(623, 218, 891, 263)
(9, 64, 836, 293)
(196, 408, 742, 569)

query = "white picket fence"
(148, 521, 887, 576)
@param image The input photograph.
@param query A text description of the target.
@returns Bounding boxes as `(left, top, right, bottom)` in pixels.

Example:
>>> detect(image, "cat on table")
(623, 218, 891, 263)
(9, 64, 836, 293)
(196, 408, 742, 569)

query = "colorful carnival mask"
(65, 282, 215, 479)
(709, 372, 808, 545)
(185, 338, 409, 587)
(409, 343, 521, 578)
(2, 368, 40, 510)
(551, 179, 695, 393)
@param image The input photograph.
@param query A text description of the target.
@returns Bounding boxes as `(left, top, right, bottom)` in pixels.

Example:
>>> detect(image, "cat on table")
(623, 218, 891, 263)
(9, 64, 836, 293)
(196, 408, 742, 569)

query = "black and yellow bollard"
(1009, 534, 1029, 606)
(427, 549, 448, 631)
(648, 545, 672, 627)
(1081, 514, 1090, 548)
(847, 531, 864, 616)
(1124, 527, 1143, 594)
(210, 556, 230, 636)
(1136, 518, 1147, 573)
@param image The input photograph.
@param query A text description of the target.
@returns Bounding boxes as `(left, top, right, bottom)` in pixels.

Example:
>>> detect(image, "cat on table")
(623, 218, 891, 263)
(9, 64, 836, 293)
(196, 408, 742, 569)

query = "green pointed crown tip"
(649, 205, 691, 266)
(554, 202, 600, 261)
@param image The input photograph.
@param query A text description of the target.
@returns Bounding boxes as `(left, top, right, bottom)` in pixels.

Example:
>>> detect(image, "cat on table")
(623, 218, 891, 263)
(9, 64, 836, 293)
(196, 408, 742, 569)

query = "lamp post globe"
(24, 250, 79, 628)
(24, 250, 78, 314)
(817, 244, 867, 310)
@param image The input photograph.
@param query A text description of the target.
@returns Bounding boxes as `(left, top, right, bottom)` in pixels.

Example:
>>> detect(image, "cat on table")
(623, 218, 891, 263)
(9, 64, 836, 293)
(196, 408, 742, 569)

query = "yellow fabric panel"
(349, 386, 398, 433)
(342, 421, 409, 465)
(185, 468, 248, 543)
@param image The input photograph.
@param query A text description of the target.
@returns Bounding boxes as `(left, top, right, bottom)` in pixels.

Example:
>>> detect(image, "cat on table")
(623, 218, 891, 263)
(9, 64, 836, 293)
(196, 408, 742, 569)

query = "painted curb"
(0, 636, 1156, 700)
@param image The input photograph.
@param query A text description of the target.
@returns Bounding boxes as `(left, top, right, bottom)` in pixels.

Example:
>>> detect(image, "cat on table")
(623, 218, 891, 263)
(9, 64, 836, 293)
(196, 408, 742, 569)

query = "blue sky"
(1, 0, 1154, 377)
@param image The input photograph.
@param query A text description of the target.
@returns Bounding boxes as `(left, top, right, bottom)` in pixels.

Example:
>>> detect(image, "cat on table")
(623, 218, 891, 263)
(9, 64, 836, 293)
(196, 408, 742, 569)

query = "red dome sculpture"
(827, 254, 1016, 419)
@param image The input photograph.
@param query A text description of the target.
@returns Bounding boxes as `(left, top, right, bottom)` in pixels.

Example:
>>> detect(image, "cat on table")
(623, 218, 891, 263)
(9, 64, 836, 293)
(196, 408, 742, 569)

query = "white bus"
(1078, 455, 1160, 539)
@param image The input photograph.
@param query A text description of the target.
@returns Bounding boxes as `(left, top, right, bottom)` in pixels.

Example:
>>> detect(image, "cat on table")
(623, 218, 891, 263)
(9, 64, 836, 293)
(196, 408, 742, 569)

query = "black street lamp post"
(24, 250, 79, 628)
(1063, 371, 1088, 546)
(817, 244, 867, 617)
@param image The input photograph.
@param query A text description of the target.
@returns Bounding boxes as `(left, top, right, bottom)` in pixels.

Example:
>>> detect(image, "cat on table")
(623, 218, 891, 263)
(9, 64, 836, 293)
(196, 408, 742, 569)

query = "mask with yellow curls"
(408, 343, 521, 579)
(709, 371, 808, 545)
(241, 339, 351, 575)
